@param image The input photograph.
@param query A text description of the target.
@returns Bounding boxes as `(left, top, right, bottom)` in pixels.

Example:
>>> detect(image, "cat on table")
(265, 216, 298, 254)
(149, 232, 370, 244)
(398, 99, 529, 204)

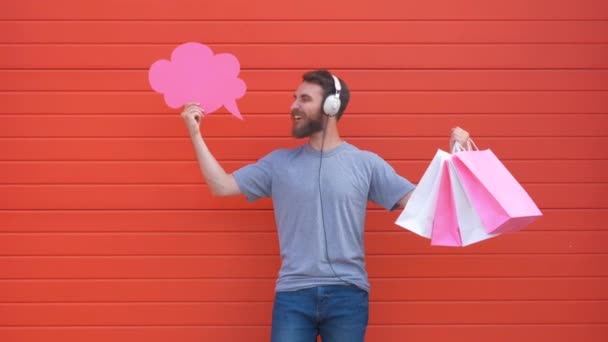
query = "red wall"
(1, 0, 607, 341)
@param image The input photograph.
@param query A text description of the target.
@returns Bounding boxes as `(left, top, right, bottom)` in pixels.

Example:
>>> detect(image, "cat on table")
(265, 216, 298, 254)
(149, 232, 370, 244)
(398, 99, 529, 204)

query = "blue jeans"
(270, 285, 369, 342)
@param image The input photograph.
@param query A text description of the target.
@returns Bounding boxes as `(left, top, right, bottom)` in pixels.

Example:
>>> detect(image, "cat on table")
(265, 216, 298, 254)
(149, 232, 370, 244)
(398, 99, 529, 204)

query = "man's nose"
(290, 100, 300, 112)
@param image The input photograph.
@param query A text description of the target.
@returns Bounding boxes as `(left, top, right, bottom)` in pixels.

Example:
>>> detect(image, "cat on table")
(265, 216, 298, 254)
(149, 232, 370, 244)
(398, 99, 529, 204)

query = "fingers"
(450, 126, 471, 147)
(451, 127, 469, 139)
(184, 102, 205, 113)
(181, 103, 205, 122)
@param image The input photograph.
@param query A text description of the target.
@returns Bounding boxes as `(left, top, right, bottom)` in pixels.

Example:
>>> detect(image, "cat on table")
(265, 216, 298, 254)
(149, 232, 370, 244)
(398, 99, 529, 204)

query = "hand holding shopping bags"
(395, 139, 542, 247)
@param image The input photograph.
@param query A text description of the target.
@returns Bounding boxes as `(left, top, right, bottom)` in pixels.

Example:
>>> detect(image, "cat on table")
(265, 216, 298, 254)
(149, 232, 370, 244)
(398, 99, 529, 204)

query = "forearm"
(396, 188, 415, 209)
(189, 131, 231, 196)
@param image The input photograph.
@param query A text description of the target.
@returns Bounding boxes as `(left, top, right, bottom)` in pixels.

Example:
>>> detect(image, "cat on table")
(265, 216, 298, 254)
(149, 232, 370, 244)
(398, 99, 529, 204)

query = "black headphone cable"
(317, 115, 353, 287)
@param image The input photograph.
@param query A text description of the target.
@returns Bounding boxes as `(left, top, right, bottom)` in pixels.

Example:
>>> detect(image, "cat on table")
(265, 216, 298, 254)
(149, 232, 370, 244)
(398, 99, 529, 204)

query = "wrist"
(189, 127, 202, 139)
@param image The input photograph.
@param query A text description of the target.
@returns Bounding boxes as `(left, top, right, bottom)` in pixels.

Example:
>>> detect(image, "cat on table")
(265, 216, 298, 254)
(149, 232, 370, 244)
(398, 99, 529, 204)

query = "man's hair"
(302, 69, 350, 120)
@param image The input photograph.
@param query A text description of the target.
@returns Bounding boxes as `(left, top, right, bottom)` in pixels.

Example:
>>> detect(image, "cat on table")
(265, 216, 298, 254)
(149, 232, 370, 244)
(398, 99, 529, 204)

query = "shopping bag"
(430, 147, 498, 246)
(442, 158, 499, 246)
(430, 162, 461, 246)
(395, 149, 451, 239)
(451, 145, 542, 234)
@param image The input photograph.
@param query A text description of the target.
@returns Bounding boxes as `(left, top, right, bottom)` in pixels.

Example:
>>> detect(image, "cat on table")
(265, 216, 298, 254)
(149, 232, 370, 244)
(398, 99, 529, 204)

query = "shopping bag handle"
(451, 138, 479, 153)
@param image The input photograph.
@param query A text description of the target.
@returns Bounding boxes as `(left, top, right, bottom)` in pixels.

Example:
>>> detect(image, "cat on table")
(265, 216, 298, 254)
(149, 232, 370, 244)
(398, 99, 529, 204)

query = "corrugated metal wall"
(1, 0, 607, 341)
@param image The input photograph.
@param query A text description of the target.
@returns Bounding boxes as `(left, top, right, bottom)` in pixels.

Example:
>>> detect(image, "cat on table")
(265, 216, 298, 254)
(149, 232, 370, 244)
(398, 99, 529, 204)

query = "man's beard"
(291, 110, 325, 138)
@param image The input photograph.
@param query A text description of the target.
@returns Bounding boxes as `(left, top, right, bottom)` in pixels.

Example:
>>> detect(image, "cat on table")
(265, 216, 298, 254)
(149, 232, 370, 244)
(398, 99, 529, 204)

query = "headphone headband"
(331, 74, 341, 95)
(323, 74, 342, 117)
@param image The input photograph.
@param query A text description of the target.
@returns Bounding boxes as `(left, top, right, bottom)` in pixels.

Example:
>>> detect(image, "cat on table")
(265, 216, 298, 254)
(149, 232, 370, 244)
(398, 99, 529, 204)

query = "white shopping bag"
(395, 149, 450, 238)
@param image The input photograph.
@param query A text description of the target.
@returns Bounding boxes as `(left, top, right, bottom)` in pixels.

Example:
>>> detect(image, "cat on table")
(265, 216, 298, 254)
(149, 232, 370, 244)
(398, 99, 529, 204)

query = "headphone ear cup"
(323, 95, 341, 116)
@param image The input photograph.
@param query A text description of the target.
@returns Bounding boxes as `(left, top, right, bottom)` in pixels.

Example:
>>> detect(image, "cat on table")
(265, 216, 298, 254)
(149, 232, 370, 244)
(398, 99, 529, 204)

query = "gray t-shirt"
(233, 141, 415, 292)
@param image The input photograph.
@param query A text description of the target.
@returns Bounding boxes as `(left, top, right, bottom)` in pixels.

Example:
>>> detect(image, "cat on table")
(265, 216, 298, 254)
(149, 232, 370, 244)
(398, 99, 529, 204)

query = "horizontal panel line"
(0, 203, 608, 208)
(0, 276, 606, 281)
(0, 182, 604, 186)
(5, 113, 607, 116)
(4, 113, 608, 116)
(2, 19, 608, 23)
(1, 253, 607, 258)
(0, 230, 605, 233)
(5, 90, 608, 93)
(0, 159, 590, 164)
(2, 254, 607, 257)
(2, 300, 606, 304)
(0, 208, 279, 212)
(1, 276, 606, 281)
(0, 277, 278, 280)
(0, 231, 601, 235)
(4, 68, 608, 73)
(2, 160, 601, 164)
(2, 159, 607, 163)
(4, 42, 608, 45)
(0, 208, 602, 212)
(5, 90, 608, 94)
(3, 42, 608, 46)
(3, 159, 606, 162)
(0, 182, 603, 186)
(0, 231, 287, 234)
(0, 323, 606, 328)
(3, 70, 607, 74)
(2, 136, 607, 139)
(3, 137, 607, 140)
(2, 68, 608, 71)
(4, 89, 608, 92)
(0, 136, 608, 141)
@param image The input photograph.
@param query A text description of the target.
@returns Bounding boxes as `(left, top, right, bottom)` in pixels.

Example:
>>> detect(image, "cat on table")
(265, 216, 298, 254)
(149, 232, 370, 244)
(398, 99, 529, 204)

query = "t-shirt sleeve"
(368, 154, 416, 211)
(232, 152, 276, 202)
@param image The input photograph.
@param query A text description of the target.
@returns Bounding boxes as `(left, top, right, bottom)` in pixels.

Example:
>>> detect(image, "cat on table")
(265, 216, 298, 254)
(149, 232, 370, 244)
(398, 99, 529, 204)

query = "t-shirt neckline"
(303, 140, 350, 157)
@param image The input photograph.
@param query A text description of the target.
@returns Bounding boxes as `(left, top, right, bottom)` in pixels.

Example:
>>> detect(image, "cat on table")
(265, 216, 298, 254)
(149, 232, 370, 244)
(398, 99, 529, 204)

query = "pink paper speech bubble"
(148, 42, 246, 120)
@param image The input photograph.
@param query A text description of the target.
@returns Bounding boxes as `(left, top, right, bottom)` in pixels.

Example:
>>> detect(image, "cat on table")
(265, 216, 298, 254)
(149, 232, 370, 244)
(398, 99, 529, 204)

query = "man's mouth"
(291, 112, 304, 121)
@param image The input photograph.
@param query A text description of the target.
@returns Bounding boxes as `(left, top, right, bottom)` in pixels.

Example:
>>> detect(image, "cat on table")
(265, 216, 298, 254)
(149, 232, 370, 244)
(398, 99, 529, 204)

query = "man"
(182, 70, 470, 342)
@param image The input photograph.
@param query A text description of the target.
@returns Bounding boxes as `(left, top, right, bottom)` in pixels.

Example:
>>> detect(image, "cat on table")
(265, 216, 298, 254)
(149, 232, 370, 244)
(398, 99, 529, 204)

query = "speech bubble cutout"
(148, 42, 246, 120)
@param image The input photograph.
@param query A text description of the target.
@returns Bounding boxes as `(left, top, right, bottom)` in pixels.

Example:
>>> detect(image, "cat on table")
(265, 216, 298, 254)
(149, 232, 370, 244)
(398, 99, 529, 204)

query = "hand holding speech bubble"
(148, 42, 246, 120)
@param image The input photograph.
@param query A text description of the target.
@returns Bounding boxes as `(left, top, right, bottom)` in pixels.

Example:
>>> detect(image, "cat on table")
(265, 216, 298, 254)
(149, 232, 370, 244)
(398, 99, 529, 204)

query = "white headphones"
(322, 74, 342, 117)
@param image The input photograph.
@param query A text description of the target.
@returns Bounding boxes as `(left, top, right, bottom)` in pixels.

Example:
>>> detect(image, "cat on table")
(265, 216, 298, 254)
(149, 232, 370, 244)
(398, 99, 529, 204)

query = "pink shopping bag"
(451, 147, 542, 234)
(431, 162, 462, 246)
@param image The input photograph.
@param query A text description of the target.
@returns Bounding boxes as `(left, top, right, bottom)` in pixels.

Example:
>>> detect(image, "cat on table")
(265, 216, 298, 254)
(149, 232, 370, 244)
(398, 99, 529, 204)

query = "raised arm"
(182, 102, 241, 197)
